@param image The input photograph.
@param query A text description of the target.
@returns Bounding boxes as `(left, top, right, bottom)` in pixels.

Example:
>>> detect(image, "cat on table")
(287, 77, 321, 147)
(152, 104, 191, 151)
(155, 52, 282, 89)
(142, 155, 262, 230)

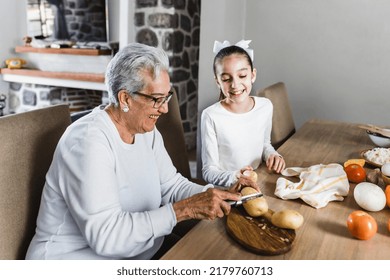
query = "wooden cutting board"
(226, 207, 296, 255)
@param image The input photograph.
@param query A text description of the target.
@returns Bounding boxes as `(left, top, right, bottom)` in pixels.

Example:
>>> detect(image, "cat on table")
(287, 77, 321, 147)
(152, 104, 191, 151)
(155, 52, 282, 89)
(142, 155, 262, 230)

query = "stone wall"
(63, 0, 108, 42)
(26, 0, 108, 43)
(134, 0, 200, 150)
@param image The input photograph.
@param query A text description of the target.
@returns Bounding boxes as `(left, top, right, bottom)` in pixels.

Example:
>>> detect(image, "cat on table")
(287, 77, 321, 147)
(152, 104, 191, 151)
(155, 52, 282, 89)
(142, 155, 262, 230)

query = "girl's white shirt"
(201, 96, 279, 187)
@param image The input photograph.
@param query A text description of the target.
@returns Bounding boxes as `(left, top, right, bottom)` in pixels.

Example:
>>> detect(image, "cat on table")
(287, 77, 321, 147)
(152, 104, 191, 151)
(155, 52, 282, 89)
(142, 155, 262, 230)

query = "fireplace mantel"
(0, 46, 111, 91)
(15, 46, 112, 56)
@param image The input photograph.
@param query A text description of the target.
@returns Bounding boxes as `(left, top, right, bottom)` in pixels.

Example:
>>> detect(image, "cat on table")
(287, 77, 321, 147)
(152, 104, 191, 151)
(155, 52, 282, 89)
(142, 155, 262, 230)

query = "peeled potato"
(241, 187, 268, 217)
(243, 170, 258, 183)
(271, 209, 304, 230)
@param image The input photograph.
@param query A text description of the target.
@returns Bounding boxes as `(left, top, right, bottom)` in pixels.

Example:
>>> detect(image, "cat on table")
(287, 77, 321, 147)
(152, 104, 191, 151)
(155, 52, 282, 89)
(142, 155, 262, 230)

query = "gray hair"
(105, 43, 170, 105)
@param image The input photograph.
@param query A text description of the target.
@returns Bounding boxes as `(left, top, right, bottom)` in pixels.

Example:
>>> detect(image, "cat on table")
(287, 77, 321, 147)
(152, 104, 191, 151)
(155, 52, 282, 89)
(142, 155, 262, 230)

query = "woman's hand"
(266, 154, 286, 173)
(173, 188, 240, 222)
(173, 172, 261, 222)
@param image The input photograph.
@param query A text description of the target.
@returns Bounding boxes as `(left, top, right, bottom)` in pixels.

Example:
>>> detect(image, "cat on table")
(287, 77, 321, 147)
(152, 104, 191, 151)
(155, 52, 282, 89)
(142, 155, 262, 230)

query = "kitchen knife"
(228, 192, 263, 207)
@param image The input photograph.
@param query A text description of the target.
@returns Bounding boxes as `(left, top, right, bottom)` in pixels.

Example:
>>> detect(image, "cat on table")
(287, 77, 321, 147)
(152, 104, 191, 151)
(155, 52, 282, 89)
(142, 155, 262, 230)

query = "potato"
(261, 209, 275, 221)
(243, 170, 258, 183)
(241, 187, 268, 217)
(271, 209, 304, 230)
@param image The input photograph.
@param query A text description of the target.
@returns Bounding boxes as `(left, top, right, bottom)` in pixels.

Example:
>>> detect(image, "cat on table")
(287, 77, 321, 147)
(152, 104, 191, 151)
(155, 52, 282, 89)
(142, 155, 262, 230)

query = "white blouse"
(26, 106, 210, 260)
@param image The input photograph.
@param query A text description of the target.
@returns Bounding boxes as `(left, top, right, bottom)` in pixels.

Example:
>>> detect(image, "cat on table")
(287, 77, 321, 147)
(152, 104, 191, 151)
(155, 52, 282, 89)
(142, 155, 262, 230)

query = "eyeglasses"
(131, 90, 174, 109)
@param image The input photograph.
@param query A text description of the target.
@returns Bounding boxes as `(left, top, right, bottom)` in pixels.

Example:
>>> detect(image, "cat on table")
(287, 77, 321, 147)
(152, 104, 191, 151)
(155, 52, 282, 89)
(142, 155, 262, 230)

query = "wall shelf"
(0, 68, 106, 91)
(0, 46, 110, 91)
(15, 46, 112, 56)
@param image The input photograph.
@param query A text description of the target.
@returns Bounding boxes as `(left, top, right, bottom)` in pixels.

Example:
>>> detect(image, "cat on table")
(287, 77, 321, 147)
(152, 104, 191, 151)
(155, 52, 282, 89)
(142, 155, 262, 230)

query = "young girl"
(201, 40, 285, 187)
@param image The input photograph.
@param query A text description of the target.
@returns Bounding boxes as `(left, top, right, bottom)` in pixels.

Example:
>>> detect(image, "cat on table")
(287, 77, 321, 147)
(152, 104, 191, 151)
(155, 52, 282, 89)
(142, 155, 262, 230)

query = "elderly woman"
(25, 43, 257, 260)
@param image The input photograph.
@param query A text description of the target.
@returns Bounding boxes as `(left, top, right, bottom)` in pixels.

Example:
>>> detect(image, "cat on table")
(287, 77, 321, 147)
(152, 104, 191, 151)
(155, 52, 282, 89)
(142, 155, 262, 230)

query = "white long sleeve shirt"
(26, 106, 210, 260)
(201, 96, 278, 187)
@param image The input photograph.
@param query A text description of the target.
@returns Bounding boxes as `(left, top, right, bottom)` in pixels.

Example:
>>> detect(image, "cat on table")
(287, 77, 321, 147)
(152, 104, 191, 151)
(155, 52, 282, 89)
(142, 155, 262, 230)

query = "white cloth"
(26, 106, 211, 260)
(201, 96, 279, 187)
(275, 163, 349, 209)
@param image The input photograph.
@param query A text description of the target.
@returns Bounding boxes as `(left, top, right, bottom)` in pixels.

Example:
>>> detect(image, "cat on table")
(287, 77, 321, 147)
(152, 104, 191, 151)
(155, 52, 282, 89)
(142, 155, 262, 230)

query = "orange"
(344, 164, 366, 183)
(347, 210, 377, 240)
(388, 218, 390, 233)
(343, 159, 365, 168)
(385, 185, 390, 208)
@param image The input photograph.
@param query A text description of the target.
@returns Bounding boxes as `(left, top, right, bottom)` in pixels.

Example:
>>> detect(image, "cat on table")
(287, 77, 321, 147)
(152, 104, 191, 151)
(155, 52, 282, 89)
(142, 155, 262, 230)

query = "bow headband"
(213, 40, 254, 62)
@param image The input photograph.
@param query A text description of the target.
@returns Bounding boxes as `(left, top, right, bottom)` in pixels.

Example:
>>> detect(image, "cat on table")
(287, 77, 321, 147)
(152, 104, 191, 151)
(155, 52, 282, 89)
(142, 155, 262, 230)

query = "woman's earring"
(122, 105, 129, 113)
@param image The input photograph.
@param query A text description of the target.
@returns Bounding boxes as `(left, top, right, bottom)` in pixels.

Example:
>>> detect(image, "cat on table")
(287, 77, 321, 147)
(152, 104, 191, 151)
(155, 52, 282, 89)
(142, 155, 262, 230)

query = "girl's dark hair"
(213, 45, 254, 75)
(213, 45, 254, 100)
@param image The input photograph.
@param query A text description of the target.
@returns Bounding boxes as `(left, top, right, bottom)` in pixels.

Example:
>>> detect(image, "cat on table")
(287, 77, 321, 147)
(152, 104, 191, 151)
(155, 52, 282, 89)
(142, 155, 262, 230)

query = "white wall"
(2, 1, 388, 127)
(198, 0, 247, 112)
(199, 0, 390, 129)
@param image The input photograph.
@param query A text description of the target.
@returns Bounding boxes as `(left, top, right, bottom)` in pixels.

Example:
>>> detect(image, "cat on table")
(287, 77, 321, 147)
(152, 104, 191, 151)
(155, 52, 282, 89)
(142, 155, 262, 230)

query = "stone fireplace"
(8, 82, 103, 114)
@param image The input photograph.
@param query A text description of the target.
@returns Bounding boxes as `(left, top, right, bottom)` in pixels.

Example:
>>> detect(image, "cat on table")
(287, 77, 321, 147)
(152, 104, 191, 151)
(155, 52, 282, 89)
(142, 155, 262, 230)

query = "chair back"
(0, 104, 71, 259)
(156, 90, 192, 179)
(196, 114, 203, 180)
(257, 82, 296, 149)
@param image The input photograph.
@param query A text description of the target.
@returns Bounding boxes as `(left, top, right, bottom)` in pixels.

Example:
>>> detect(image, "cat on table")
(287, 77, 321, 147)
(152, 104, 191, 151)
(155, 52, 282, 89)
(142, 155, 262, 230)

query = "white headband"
(212, 40, 254, 62)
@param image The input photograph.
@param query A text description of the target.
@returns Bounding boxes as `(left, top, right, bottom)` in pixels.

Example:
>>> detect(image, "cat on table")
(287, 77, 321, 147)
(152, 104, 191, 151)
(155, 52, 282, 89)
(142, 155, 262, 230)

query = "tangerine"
(388, 218, 390, 233)
(385, 185, 390, 208)
(344, 164, 366, 183)
(347, 210, 377, 240)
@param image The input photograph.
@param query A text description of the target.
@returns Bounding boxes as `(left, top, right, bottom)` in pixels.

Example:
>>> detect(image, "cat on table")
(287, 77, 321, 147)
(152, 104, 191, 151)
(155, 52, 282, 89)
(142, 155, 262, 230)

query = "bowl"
(367, 130, 390, 148)
(382, 173, 390, 185)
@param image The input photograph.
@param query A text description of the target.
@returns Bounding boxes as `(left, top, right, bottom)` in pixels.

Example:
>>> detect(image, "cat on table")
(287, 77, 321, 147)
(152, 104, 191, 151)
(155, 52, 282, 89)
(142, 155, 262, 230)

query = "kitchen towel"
(275, 163, 349, 208)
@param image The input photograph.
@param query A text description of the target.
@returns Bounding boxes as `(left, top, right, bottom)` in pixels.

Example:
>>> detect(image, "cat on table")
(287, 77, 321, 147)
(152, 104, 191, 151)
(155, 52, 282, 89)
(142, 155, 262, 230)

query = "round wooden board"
(226, 207, 296, 256)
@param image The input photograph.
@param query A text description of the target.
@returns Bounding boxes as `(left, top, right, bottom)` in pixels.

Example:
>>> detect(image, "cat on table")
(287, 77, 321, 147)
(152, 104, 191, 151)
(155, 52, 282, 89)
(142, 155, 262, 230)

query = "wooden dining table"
(161, 119, 390, 260)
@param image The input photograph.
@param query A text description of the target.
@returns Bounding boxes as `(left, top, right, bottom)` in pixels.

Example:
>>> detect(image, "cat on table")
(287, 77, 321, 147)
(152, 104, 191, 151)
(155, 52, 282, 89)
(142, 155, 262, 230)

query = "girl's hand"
(266, 154, 286, 173)
(229, 176, 260, 193)
(235, 165, 253, 179)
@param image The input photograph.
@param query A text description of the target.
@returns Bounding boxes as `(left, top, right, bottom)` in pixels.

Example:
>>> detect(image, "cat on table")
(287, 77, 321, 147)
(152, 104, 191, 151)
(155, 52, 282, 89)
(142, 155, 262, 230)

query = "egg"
(381, 163, 390, 177)
(354, 182, 386, 212)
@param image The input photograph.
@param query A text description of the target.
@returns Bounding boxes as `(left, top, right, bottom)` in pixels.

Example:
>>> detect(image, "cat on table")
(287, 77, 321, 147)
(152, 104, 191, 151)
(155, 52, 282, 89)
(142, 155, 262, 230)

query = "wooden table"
(162, 119, 390, 260)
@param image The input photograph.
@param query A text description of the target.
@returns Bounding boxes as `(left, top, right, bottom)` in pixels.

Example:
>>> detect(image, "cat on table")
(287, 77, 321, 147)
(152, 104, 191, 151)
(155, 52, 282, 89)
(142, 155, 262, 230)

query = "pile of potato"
(241, 171, 304, 230)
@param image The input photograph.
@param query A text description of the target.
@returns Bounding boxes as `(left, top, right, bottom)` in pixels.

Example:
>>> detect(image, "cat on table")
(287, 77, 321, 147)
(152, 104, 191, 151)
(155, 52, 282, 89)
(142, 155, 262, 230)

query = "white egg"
(381, 163, 390, 177)
(353, 182, 386, 212)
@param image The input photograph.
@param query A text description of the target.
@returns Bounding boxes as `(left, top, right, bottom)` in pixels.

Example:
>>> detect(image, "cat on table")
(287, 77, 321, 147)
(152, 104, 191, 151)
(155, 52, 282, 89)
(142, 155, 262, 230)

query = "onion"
(354, 182, 386, 212)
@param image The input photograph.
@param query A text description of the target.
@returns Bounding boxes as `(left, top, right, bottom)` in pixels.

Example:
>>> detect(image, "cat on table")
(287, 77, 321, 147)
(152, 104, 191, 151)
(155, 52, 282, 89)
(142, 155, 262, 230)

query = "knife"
(359, 125, 390, 139)
(228, 192, 263, 207)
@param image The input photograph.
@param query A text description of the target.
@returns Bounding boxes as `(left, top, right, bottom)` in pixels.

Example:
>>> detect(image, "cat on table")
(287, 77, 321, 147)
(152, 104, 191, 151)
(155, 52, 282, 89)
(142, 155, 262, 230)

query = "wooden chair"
(0, 104, 71, 259)
(156, 90, 203, 240)
(156, 89, 192, 180)
(257, 82, 296, 149)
